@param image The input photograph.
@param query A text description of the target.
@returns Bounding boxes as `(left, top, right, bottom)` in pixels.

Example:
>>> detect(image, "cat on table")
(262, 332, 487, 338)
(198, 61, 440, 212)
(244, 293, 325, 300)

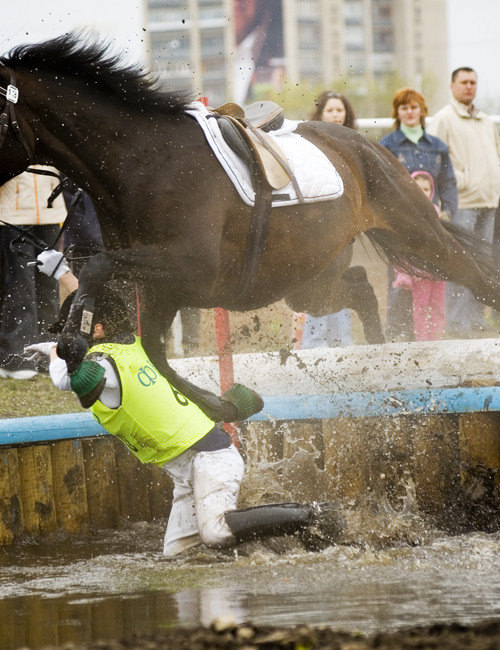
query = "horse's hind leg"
(285, 258, 384, 345)
(341, 266, 385, 344)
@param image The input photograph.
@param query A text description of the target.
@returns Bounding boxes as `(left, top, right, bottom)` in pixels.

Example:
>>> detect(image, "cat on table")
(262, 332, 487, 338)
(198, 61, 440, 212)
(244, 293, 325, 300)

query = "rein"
(0, 63, 33, 165)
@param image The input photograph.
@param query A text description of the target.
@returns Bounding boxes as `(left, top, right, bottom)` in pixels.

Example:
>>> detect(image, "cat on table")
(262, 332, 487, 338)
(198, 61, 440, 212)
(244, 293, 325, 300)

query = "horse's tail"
(365, 221, 499, 282)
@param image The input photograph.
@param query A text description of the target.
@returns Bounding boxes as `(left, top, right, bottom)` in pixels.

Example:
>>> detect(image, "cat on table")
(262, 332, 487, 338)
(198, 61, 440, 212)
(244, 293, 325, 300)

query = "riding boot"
(224, 502, 314, 543)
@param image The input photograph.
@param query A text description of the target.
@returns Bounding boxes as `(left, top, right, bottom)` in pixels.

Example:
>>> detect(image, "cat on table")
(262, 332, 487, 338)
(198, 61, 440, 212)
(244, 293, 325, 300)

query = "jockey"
(24, 250, 343, 555)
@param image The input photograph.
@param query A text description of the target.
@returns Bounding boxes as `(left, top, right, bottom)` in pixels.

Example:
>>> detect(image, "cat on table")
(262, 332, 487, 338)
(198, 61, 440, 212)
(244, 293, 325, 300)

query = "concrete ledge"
(171, 338, 499, 395)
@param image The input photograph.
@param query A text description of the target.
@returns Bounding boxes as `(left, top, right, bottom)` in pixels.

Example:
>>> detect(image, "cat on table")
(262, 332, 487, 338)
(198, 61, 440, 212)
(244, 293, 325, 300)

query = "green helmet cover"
(70, 360, 106, 399)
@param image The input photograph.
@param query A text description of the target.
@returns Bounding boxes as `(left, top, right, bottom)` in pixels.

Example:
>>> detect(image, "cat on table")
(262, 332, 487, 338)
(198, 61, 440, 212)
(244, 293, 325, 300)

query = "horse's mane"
(0, 32, 191, 115)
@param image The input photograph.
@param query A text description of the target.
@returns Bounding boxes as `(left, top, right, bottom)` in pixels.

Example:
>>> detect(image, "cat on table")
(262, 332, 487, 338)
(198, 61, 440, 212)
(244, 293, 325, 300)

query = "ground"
(19, 619, 500, 649)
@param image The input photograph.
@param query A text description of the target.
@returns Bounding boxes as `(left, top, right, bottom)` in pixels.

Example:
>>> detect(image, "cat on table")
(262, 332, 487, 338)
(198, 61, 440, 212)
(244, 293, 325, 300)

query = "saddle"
(210, 101, 303, 301)
(213, 101, 303, 200)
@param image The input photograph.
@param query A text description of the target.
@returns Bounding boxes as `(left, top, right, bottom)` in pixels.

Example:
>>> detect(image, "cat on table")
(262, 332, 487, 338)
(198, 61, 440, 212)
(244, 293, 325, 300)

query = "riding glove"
(24, 342, 58, 361)
(36, 249, 70, 280)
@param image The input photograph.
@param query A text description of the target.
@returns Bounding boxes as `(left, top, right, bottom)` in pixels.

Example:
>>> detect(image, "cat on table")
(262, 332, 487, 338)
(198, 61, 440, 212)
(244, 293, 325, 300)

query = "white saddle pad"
(186, 101, 344, 207)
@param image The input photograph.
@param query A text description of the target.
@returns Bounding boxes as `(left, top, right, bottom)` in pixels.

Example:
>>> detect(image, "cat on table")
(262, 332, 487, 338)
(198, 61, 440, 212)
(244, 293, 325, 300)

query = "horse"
(0, 34, 498, 422)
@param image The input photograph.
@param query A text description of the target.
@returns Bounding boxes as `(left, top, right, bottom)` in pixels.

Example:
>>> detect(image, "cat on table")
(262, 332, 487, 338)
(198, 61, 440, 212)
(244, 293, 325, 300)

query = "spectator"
(379, 87, 457, 342)
(0, 168, 67, 379)
(298, 92, 356, 349)
(428, 67, 500, 338)
(309, 90, 357, 127)
(393, 171, 448, 341)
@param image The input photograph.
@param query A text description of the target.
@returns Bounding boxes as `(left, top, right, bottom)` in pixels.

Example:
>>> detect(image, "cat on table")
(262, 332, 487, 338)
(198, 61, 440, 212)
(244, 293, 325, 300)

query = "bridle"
(0, 63, 34, 164)
(0, 62, 86, 260)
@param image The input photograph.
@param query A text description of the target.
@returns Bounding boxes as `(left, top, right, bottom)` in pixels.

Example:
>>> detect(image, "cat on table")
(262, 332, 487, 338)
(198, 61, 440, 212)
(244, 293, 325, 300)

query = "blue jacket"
(379, 129, 458, 216)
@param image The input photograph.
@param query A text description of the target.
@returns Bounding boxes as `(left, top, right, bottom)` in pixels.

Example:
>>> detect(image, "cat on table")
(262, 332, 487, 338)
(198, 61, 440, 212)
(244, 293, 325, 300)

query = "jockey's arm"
(36, 249, 79, 293)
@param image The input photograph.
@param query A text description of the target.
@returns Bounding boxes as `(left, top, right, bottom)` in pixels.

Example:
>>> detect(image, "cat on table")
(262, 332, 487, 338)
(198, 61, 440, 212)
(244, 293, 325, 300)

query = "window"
(297, 0, 321, 18)
(199, 4, 224, 20)
(298, 23, 321, 48)
(153, 60, 192, 84)
(344, 0, 364, 23)
(373, 52, 395, 74)
(149, 6, 189, 24)
(345, 25, 365, 50)
(201, 30, 224, 57)
(373, 27, 394, 52)
(151, 34, 190, 61)
(372, 1, 392, 24)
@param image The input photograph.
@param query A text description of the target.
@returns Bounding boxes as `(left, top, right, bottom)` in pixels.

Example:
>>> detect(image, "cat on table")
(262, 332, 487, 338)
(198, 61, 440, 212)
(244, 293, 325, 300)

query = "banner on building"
(231, 0, 285, 104)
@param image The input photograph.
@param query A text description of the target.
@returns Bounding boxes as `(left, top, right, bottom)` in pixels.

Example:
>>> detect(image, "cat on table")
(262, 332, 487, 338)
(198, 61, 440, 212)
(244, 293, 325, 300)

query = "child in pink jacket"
(393, 171, 447, 341)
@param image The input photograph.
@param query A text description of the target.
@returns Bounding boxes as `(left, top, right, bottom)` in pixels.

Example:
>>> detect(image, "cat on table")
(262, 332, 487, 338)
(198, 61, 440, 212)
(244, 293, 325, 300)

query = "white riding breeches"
(161, 444, 244, 556)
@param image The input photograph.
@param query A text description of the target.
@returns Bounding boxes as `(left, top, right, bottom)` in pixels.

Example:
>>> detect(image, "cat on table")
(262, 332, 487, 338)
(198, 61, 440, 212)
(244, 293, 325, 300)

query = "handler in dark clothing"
(379, 87, 457, 342)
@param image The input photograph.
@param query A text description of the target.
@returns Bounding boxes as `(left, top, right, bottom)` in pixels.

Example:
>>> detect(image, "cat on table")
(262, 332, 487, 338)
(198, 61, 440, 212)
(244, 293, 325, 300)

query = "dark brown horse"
(0, 35, 498, 420)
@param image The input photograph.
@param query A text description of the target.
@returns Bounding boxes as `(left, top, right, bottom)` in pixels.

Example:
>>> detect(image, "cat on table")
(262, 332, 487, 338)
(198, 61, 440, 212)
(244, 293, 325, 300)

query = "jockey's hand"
(36, 249, 70, 280)
(24, 342, 58, 361)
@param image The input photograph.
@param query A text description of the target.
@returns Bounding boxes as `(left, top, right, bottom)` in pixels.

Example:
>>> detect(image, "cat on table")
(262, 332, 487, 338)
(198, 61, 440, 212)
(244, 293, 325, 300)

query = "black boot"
(224, 502, 314, 543)
(225, 501, 346, 550)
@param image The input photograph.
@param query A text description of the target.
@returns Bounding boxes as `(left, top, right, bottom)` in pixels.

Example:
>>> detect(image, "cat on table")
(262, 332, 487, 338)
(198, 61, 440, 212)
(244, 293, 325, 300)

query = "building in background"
(146, 0, 448, 109)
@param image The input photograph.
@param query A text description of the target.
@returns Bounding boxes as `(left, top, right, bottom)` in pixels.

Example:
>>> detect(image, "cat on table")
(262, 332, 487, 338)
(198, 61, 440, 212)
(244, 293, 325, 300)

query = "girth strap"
(238, 173, 272, 300)
(215, 114, 273, 300)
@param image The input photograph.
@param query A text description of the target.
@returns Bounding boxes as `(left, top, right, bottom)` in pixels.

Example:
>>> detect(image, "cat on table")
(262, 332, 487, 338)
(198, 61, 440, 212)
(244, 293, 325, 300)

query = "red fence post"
(214, 307, 234, 392)
(214, 307, 239, 446)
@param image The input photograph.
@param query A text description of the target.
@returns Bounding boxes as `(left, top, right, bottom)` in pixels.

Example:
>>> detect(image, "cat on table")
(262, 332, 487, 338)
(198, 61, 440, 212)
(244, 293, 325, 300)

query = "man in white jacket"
(0, 168, 67, 378)
(428, 67, 500, 337)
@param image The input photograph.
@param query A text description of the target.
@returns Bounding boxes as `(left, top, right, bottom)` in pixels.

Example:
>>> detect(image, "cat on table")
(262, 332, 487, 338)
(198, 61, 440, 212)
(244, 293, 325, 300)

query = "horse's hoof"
(56, 335, 89, 374)
(222, 383, 264, 420)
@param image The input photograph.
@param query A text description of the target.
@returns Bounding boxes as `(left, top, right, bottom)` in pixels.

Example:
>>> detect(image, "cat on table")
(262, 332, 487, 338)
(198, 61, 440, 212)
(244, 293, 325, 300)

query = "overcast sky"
(2, 0, 500, 107)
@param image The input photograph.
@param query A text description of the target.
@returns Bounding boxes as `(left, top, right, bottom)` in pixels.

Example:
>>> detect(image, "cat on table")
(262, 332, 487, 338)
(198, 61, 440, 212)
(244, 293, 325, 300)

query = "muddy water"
(1, 522, 499, 650)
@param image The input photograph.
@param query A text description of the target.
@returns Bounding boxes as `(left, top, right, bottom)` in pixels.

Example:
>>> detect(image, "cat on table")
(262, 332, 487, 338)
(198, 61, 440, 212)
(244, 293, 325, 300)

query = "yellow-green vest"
(89, 336, 215, 465)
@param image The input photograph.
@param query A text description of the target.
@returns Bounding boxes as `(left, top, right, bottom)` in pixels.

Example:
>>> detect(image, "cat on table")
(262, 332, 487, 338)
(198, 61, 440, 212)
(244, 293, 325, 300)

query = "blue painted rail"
(0, 385, 497, 446)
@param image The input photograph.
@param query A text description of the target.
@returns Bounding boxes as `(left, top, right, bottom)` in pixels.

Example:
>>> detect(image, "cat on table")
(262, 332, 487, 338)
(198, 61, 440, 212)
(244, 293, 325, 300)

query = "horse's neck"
(25, 76, 129, 207)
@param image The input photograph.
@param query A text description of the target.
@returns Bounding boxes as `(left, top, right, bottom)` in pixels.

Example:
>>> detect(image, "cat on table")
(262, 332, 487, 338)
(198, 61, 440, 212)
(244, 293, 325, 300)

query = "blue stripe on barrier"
(0, 412, 107, 447)
(249, 386, 500, 421)
(0, 386, 498, 446)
